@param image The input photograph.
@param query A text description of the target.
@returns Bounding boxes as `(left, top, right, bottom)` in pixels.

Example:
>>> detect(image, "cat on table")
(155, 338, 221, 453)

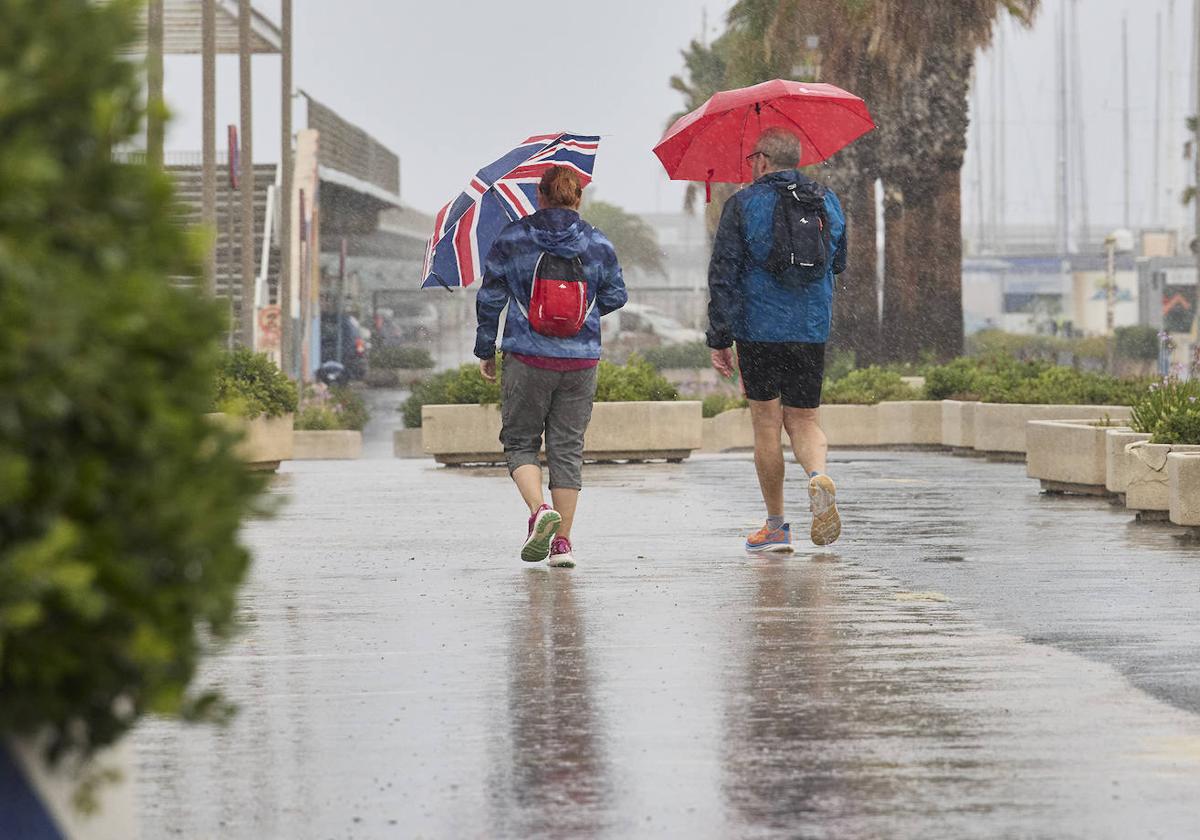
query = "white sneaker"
(809, 473, 841, 546)
(547, 537, 576, 568)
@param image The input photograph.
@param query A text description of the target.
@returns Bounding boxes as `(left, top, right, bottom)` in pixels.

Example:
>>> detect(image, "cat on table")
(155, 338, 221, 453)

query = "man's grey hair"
(754, 127, 803, 169)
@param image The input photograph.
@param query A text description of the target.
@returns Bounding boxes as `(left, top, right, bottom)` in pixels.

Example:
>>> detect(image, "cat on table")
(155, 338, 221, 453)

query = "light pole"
(238, 0, 255, 348)
(146, 0, 164, 168)
(280, 0, 294, 377)
(201, 0, 216, 294)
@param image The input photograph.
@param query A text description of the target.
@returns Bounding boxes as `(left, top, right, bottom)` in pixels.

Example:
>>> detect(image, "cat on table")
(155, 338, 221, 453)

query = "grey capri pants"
(500, 356, 598, 491)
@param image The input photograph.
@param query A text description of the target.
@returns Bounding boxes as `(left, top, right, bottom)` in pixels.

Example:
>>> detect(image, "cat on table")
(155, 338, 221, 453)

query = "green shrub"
(824, 348, 857, 382)
(295, 386, 370, 431)
(370, 345, 434, 370)
(1150, 407, 1200, 444)
(595, 355, 680, 402)
(214, 349, 298, 419)
(1114, 325, 1160, 362)
(701, 393, 748, 418)
(823, 366, 921, 405)
(401, 355, 678, 427)
(0, 0, 264, 759)
(642, 341, 711, 370)
(1130, 378, 1200, 434)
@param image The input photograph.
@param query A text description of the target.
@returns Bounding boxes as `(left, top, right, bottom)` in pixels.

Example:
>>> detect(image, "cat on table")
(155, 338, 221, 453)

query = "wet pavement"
(135, 438, 1200, 838)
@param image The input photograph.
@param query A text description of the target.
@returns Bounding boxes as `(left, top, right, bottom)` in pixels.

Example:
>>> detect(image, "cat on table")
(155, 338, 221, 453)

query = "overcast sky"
(162, 0, 1196, 233)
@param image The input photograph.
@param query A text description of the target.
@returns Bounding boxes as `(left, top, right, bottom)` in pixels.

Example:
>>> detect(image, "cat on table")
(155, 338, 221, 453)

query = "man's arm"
(474, 238, 510, 359)
(706, 196, 744, 350)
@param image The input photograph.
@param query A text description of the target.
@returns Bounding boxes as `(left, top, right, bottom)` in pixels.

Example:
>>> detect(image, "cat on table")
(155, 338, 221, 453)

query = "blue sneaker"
(745, 522, 793, 553)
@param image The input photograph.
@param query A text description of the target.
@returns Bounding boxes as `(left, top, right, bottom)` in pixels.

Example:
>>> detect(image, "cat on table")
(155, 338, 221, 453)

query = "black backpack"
(764, 179, 830, 287)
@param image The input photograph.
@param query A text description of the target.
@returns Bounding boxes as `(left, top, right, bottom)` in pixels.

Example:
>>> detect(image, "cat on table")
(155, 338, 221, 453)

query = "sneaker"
(745, 522, 792, 553)
(548, 537, 576, 568)
(522, 505, 562, 563)
(809, 473, 841, 546)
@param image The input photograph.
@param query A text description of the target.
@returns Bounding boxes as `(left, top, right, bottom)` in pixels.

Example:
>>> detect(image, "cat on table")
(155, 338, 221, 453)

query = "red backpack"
(523, 253, 591, 339)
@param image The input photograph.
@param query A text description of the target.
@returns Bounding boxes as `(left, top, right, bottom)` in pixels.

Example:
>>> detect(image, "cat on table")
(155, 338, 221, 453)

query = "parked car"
(388, 300, 439, 343)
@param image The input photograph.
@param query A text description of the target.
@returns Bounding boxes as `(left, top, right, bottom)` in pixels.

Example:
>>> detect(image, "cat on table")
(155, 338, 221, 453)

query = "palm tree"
(679, 0, 1041, 363)
(581, 199, 667, 278)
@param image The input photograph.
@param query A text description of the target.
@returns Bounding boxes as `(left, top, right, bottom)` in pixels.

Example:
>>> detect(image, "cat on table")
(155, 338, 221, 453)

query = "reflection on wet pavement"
(136, 452, 1200, 838)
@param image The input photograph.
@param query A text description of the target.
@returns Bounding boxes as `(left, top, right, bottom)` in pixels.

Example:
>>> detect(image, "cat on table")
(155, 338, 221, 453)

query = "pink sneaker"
(521, 504, 561, 563)
(548, 536, 576, 568)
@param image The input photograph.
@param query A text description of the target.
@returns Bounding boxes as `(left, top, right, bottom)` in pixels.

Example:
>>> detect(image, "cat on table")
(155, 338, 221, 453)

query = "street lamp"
(1103, 228, 1135, 372)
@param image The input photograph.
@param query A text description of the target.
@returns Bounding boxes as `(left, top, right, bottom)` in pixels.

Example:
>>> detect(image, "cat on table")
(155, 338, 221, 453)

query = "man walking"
(707, 127, 847, 551)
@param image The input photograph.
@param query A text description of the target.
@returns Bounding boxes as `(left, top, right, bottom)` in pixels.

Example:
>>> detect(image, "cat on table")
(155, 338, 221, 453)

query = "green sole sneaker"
(521, 508, 562, 563)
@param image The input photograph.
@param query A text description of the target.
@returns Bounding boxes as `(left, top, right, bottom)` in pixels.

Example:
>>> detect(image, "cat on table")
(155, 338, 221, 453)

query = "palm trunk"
(880, 187, 926, 363)
(927, 167, 965, 360)
(831, 175, 879, 365)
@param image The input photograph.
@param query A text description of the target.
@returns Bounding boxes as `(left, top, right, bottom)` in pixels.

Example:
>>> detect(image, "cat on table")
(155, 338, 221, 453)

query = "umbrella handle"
(705, 169, 714, 204)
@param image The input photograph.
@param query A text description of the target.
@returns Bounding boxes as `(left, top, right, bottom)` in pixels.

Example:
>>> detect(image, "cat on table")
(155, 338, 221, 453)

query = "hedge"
(214, 349, 299, 419)
(401, 355, 678, 428)
(296, 386, 370, 431)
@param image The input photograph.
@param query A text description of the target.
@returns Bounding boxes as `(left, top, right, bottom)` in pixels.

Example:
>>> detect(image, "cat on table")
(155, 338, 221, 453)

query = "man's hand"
(479, 357, 497, 382)
(710, 348, 735, 378)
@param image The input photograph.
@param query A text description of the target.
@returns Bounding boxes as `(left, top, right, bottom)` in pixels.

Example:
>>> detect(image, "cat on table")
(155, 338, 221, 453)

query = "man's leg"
(749, 398, 786, 518)
(782, 407, 828, 475)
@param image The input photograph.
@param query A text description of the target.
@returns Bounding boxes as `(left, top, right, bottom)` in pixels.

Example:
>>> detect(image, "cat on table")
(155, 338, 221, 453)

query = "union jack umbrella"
(421, 133, 600, 289)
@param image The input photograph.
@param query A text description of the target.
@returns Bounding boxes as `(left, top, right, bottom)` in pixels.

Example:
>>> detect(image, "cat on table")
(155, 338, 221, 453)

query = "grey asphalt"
(134, 418, 1200, 839)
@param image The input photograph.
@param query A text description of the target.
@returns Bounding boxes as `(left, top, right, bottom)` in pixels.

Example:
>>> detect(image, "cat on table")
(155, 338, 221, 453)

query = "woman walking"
(475, 166, 628, 568)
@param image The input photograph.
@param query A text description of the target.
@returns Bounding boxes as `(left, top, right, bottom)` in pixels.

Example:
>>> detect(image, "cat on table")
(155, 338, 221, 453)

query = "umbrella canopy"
(422, 133, 600, 289)
(654, 80, 874, 187)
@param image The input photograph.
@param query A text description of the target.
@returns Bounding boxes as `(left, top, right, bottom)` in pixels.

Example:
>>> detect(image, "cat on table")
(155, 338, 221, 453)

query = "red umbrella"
(654, 79, 875, 198)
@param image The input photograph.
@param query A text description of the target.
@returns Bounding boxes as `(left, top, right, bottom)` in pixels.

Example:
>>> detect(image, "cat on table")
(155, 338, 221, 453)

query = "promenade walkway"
(135, 434, 1200, 838)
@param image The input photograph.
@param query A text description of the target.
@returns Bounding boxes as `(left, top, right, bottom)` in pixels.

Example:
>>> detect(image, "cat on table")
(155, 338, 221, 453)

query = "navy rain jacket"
(706, 170, 847, 349)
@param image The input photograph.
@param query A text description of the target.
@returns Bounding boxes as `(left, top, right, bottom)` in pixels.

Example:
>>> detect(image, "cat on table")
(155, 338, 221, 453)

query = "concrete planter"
(207, 413, 294, 471)
(701, 407, 754, 453)
(293, 430, 362, 460)
(1026, 420, 1124, 494)
(421, 401, 703, 465)
(3, 736, 136, 839)
(877, 401, 943, 447)
(393, 428, 424, 459)
(941, 400, 980, 450)
(1124, 442, 1200, 513)
(819, 404, 879, 447)
(1168, 452, 1200, 526)
(1105, 429, 1152, 495)
(973, 403, 1131, 456)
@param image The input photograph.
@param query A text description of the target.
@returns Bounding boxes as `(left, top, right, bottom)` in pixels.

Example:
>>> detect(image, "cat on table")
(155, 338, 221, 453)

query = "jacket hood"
(526, 208, 590, 258)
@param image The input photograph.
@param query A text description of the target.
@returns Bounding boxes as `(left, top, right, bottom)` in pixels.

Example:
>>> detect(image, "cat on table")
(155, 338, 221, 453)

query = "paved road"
(135, 445, 1200, 839)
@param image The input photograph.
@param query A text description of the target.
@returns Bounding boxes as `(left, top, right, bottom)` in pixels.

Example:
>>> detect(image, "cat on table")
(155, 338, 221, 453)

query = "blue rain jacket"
(706, 170, 847, 348)
(475, 208, 627, 360)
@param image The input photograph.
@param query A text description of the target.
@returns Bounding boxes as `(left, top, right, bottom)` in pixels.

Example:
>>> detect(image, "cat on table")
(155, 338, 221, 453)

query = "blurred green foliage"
(0, 0, 264, 759)
(1150, 407, 1200, 444)
(823, 367, 922, 405)
(295, 386, 370, 431)
(701, 393, 748, 418)
(923, 355, 1148, 405)
(213, 349, 298, 419)
(370, 345, 434, 370)
(1114, 325, 1160, 362)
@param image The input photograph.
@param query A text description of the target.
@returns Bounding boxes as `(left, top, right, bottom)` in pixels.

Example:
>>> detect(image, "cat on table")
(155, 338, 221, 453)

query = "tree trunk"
(880, 186, 929, 363)
(927, 167, 965, 360)
(830, 175, 879, 365)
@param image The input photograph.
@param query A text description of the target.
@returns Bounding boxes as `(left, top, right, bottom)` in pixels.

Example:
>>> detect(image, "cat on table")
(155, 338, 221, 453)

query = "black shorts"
(736, 341, 825, 408)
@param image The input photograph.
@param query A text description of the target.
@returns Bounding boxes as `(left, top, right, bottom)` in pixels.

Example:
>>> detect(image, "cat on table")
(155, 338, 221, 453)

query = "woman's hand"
(710, 348, 735, 378)
(479, 357, 497, 382)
